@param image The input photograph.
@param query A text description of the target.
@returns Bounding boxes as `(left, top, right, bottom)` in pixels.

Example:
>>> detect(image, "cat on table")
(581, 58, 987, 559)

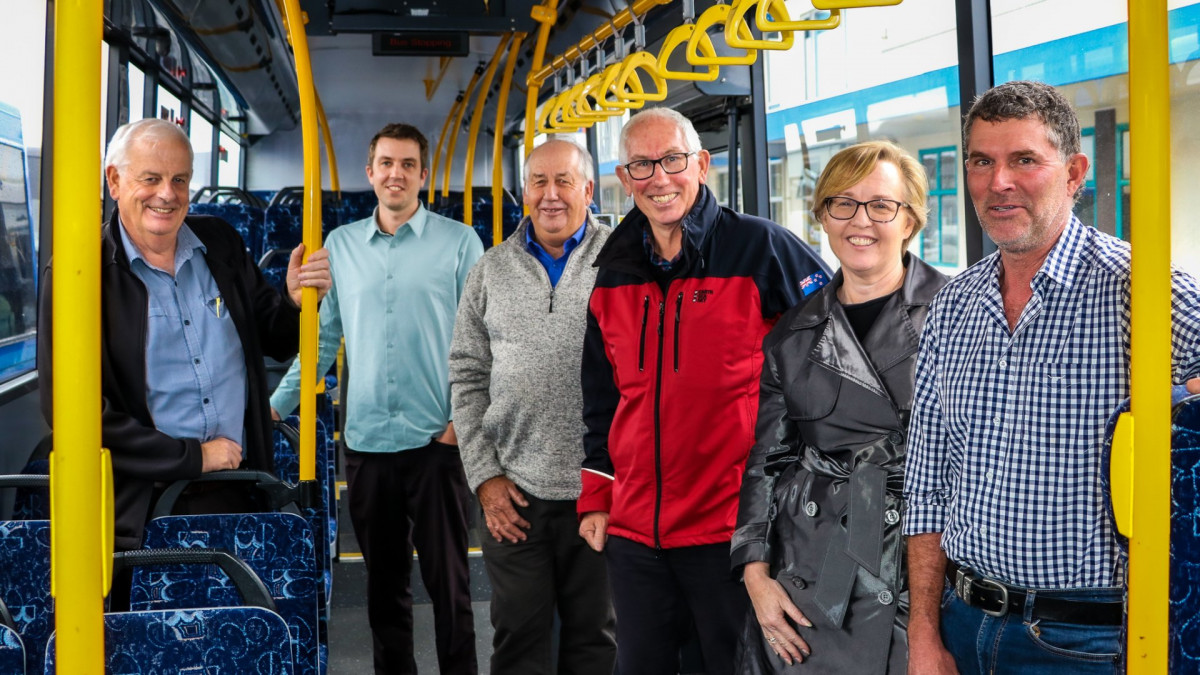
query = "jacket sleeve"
(38, 262, 204, 482)
(730, 329, 804, 570)
(762, 228, 833, 318)
(449, 262, 501, 493)
(579, 301, 617, 515)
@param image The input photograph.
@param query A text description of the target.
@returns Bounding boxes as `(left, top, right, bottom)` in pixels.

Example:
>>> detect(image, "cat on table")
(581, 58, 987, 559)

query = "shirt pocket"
(1019, 361, 1088, 453)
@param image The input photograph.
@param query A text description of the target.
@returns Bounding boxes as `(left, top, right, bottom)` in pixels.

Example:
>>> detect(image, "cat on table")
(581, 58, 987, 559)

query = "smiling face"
(367, 136, 428, 219)
(821, 161, 914, 284)
(616, 116, 710, 232)
(106, 134, 193, 249)
(523, 141, 593, 253)
(965, 117, 1088, 256)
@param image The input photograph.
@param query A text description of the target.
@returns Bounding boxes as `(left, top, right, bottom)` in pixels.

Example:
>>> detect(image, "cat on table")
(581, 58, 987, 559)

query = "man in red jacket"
(578, 107, 831, 674)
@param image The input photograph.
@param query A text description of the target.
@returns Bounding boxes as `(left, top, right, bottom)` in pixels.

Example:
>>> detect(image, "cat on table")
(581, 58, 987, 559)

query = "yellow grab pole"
(1125, 1, 1172, 672)
(464, 34, 513, 226)
(493, 34, 526, 245)
(52, 0, 106, 671)
(430, 93, 465, 206)
(280, 0, 322, 483)
(316, 91, 341, 196)
(524, 0, 558, 209)
(443, 63, 487, 201)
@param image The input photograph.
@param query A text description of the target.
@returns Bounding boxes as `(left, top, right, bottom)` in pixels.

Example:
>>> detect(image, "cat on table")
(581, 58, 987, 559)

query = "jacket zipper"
(673, 291, 683, 372)
(548, 288, 555, 313)
(652, 295, 666, 549)
(638, 295, 649, 371)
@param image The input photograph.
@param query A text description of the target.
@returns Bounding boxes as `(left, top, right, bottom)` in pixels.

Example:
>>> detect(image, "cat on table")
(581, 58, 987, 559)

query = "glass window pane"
(189, 114, 213, 195)
(1080, 133, 1096, 182)
(939, 151, 956, 190)
(219, 131, 241, 186)
(941, 194, 958, 264)
(157, 85, 181, 124)
(128, 63, 145, 123)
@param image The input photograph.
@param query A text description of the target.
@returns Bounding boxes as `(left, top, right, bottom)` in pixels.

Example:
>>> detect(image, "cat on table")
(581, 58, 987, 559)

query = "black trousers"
(344, 441, 477, 675)
(479, 494, 616, 675)
(605, 535, 748, 675)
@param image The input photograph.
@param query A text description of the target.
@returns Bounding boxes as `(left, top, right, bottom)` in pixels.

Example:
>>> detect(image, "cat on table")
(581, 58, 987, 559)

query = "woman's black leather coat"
(731, 255, 947, 674)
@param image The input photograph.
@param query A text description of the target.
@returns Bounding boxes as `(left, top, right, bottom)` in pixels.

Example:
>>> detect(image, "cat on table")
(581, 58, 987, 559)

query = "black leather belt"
(946, 561, 1123, 626)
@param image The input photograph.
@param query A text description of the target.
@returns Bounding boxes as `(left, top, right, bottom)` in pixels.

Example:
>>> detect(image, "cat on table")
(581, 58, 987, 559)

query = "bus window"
(190, 114, 213, 195)
(0, 103, 36, 381)
(218, 131, 241, 186)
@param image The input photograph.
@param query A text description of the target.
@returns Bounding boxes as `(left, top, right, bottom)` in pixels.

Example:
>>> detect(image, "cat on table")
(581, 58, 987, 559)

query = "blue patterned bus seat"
(0, 520, 50, 675)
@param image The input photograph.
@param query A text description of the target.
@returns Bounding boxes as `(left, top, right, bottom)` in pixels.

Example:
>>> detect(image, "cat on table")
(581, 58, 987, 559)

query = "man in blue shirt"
(904, 81, 1200, 674)
(451, 139, 616, 674)
(272, 123, 484, 675)
(38, 118, 331, 554)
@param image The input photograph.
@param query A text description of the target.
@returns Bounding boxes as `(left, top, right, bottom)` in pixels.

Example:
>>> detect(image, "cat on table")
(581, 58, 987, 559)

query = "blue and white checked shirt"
(903, 215, 1200, 589)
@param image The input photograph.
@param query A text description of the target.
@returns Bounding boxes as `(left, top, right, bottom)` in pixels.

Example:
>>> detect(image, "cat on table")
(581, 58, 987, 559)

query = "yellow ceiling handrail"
(493, 34, 525, 245)
(535, 95, 560, 134)
(657, 24, 721, 81)
(430, 93, 466, 205)
(616, 51, 670, 101)
(758, 5, 842, 31)
(812, 0, 898, 8)
(464, 33, 514, 225)
(686, 4, 758, 66)
(549, 90, 588, 131)
(443, 63, 486, 200)
(726, 0, 796, 50)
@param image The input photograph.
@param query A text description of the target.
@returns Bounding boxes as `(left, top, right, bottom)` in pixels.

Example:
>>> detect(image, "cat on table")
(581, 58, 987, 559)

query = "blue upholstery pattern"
(338, 190, 377, 223)
(470, 203, 522, 250)
(1171, 394, 1200, 672)
(12, 461, 49, 521)
(45, 607, 294, 674)
(0, 520, 51, 674)
(135, 513, 318, 675)
(188, 202, 266, 261)
(0, 624, 24, 675)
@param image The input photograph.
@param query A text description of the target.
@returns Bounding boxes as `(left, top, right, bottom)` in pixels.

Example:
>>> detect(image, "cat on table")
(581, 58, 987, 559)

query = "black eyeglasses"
(622, 152, 696, 181)
(823, 197, 909, 223)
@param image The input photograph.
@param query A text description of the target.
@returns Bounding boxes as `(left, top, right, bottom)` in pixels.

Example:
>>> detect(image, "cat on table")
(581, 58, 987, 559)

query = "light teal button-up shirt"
(270, 205, 484, 452)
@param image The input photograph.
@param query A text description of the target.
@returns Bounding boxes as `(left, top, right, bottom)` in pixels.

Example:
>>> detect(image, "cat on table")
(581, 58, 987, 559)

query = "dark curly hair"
(963, 80, 1081, 162)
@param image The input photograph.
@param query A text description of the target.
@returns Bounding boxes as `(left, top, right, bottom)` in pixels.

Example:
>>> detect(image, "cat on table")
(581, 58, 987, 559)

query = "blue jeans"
(940, 583, 1123, 674)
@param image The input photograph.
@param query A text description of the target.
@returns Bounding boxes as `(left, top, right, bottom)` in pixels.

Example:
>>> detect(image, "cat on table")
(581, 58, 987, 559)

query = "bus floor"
(328, 553, 495, 673)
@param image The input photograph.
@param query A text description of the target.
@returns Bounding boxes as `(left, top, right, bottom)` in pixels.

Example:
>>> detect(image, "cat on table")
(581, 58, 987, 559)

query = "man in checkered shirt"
(903, 80, 1200, 674)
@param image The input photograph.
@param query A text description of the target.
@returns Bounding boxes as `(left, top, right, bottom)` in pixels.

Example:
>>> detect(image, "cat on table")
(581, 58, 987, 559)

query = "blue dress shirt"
(525, 219, 587, 287)
(271, 205, 484, 453)
(121, 222, 248, 449)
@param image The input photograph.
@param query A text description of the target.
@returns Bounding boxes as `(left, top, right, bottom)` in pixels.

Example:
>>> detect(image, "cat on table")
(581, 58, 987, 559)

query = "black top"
(842, 290, 900, 343)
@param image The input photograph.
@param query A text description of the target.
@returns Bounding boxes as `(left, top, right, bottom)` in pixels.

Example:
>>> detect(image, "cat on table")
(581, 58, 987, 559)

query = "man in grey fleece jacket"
(450, 139, 616, 674)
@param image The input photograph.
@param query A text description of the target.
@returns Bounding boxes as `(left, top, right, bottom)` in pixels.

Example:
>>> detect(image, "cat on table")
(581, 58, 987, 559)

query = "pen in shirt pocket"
(207, 295, 224, 318)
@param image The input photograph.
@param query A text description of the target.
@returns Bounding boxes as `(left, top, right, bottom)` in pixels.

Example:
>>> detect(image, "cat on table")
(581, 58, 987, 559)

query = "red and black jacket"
(580, 186, 831, 549)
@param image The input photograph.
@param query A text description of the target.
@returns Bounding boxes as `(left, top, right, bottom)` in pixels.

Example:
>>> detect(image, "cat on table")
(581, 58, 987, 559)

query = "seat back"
(135, 513, 318, 675)
(0, 623, 22, 675)
(1171, 394, 1200, 673)
(0, 520, 50, 674)
(188, 202, 266, 262)
(45, 607, 294, 674)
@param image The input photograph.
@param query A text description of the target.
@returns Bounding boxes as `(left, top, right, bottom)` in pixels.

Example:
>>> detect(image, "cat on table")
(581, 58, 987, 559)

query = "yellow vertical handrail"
(524, 0, 559, 164)
(279, 0, 322, 483)
(493, 34, 526, 245)
(464, 33, 514, 226)
(443, 64, 487, 201)
(52, 0, 106, 671)
(316, 91, 340, 196)
(430, 93, 465, 206)
(1125, 1, 1171, 672)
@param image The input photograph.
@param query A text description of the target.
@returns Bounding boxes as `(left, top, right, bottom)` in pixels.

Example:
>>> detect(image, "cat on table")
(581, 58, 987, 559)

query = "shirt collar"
(1035, 214, 1086, 289)
(119, 218, 205, 274)
(367, 202, 429, 242)
(525, 217, 587, 258)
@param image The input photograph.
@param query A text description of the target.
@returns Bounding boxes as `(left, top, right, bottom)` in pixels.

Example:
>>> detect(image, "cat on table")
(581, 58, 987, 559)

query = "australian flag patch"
(799, 271, 829, 297)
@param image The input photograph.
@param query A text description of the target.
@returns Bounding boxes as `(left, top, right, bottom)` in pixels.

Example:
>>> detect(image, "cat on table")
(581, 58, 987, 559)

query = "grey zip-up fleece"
(450, 215, 612, 500)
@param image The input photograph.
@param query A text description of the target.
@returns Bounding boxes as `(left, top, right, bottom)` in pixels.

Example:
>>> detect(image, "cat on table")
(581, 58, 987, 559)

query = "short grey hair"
(523, 136, 594, 185)
(964, 80, 1081, 163)
(104, 118, 194, 173)
(618, 107, 702, 164)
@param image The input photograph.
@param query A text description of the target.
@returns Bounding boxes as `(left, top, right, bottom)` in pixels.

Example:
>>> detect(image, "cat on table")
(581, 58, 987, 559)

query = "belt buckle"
(977, 577, 1010, 618)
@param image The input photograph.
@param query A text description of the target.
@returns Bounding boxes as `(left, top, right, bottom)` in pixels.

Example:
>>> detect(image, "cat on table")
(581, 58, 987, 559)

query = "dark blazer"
(38, 210, 300, 550)
(731, 255, 948, 674)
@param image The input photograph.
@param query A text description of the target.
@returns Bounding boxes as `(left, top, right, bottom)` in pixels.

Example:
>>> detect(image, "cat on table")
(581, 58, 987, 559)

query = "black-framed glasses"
(622, 152, 696, 180)
(823, 196, 909, 223)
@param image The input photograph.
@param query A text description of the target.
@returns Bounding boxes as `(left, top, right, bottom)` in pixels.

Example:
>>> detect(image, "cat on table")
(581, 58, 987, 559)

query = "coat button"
(804, 501, 819, 517)
(884, 509, 900, 525)
(791, 576, 807, 590)
(878, 590, 894, 605)
(888, 431, 904, 445)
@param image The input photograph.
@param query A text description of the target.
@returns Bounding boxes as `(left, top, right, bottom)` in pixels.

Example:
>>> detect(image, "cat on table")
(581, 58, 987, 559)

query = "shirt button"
(884, 509, 900, 525)
(878, 590, 894, 605)
(804, 501, 819, 517)
(791, 576, 807, 590)
(203, 398, 210, 404)
(986, 470, 994, 480)
(979, 526, 988, 535)
(998, 358, 1007, 368)
(194, 358, 200, 364)
(184, 319, 191, 326)
(388, 377, 395, 383)
(992, 415, 1001, 424)
(387, 274, 393, 279)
